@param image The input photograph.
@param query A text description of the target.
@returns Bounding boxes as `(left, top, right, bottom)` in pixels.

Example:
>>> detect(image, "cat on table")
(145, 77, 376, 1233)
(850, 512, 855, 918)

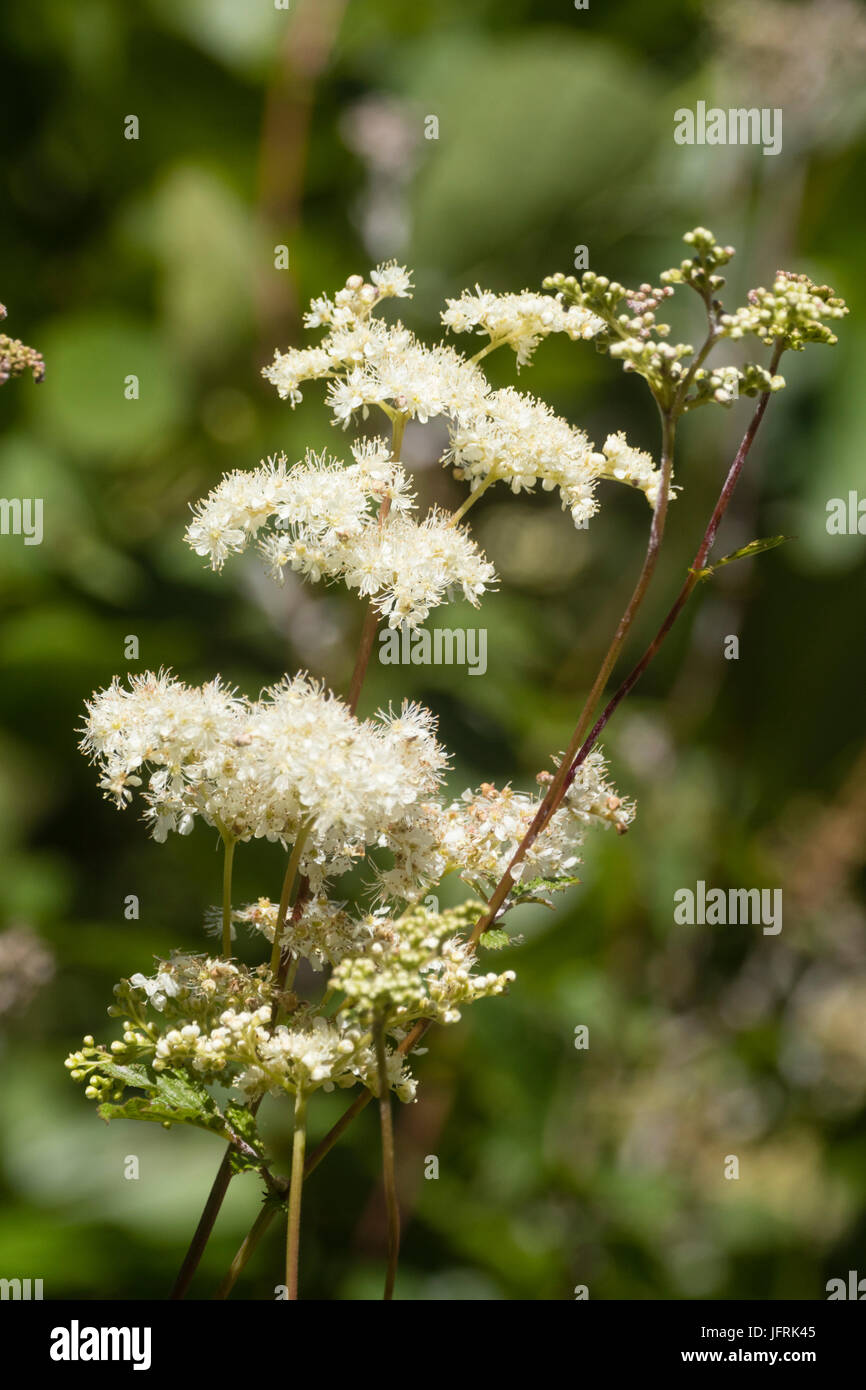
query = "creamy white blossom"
(260, 263, 662, 530)
(188, 444, 496, 628)
(442, 286, 604, 365)
(437, 750, 634, 900)
(80, 672, 448, 882)
(331, 900, 515, 1029)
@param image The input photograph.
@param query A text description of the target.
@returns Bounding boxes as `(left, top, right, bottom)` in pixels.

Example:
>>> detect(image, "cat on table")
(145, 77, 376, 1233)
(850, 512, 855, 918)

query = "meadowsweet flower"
(599, 432, 667, 508)
(234, 895, 373, 970)
(442, 286, 604, 365)
(80, 673, 449, 880)
(720, 272, 848, 350)
(188, 446, 496, 627)
(262, 265, 665, 527)
(331, 900, 515, 1029)
(0, 304, 45, 385)
(123, 954, 274, 1024)
(447, 388, 664, 523)
(442, 750, 633, 901)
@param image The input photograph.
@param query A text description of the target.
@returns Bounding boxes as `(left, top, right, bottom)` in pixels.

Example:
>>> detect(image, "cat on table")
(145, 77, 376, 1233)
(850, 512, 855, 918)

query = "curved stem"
(448, 468, 499, 527)
(286, 1089, 308, 1300)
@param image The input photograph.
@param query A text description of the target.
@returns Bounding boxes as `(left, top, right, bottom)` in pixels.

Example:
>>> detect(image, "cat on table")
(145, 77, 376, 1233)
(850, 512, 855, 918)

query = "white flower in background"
(442, 286, 604, 365)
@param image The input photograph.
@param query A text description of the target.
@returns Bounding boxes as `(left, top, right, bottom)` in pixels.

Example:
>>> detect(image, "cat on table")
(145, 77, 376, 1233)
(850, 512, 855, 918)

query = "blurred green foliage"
(1, 0, 865, 1300)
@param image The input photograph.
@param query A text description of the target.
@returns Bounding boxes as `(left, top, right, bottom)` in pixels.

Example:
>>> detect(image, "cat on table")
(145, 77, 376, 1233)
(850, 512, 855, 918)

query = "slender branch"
(346, 412, 406, 714)
(286, 1089, 308, 1300)
(468, 343, 784, 945)
(448, 467, 499, 527)
(467, 405, 677, 943)
(169, 1148, 234, 1300)
(222, 838, 235, 959)
(375, 1018, 400, 1300)
(171, 844, 307, 1298)
(214, 1200, 278, 1300)
(557, 341, 785, 794)
(213, 1020, 432, 1297)
(269, 824, 311, 975)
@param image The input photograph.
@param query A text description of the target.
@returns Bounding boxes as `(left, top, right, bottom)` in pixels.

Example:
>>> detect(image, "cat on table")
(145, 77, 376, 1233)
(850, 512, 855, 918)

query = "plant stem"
(269, 824, 310, 976)
(375, 1019, 400, 1299)
(346, 413, 406, 714)
(468, 345, 784, 945)
(220, 834, 236, 959)
(213, 1019, 432, 1297)
(286, 1089, 308, 1300)
(171, 840, 307, 1299)
(169, 1148, 234, 1299)
(467, 405, 677, 943)
(214, 1201, 276, 1300)
(448, 467, 499, 526)
(556, 342, 785, 794)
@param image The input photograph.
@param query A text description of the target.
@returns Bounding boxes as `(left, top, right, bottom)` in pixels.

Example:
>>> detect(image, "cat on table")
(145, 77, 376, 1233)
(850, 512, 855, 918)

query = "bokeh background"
(1, 0, 865, 1301)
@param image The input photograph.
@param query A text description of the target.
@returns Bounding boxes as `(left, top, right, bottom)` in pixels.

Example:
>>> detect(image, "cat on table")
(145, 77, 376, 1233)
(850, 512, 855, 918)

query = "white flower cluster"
(151, 1008, 407, 1099)
(437, 750, 633, 899)
(80, 672, 447, 881)
(122, 954, 274, 1024)
(187, 443, 496, 628)
(261, 263, 664, 529)
(147, 1003, 416, 1102)
(233, 894, 374, 972)
(441, 286, 604, 366)
(598, 432, 667, 509)
(446, 387, 610, 526)
(331, 900, 515, 1029)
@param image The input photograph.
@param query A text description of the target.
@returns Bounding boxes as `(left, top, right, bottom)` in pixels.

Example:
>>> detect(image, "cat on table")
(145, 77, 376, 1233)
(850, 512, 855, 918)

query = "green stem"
(376, 1020, 400, 1300)
(220, 831, 236, 959)
(214, 1200, 276, 1300)
(269, 824, 310, 976)
(286, 1089, 308, 1300)
(448, 467, 499, 526)
(346, 412, 406, 714)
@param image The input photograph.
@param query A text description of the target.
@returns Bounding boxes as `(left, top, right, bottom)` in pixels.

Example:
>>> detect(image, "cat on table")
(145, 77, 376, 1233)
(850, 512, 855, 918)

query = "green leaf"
(225, 1103, 267, 1175)
(692, 535, 793, 582)
(97, 1067, 226, 1138)
(479, 929, 510, 950)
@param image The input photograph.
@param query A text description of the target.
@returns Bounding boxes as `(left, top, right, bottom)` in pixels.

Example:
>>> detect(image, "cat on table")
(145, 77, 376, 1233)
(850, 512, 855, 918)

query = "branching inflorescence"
(67, 229, 847, 1300)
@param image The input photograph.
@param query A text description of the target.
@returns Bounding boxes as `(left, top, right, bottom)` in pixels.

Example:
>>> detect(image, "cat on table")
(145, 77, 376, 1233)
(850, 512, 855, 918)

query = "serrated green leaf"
(692, 535, 793, 582)
(97, 1093, 225, 1138)
(96, 1066, 226, 1138)
(479, 929, 510, 950)
(225, 1102, 267, 1174)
